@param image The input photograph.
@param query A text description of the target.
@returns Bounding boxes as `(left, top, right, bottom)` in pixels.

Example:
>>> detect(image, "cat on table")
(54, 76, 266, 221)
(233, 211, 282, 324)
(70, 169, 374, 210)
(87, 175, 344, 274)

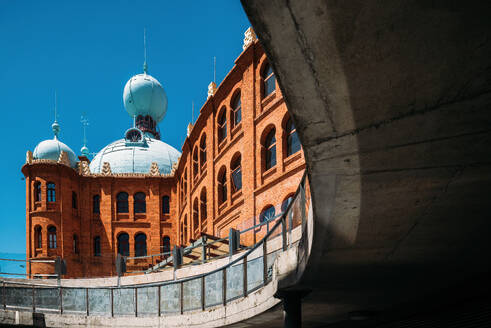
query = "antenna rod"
(54, 91, 58, 122)
(143, 28, 148, 74)
(80, 114, 89, 147)
(213, 56, 216, 83)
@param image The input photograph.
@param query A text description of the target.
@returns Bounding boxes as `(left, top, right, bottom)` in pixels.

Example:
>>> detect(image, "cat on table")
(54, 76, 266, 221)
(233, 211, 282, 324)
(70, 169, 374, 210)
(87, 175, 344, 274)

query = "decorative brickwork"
(23, 39, 305, 278)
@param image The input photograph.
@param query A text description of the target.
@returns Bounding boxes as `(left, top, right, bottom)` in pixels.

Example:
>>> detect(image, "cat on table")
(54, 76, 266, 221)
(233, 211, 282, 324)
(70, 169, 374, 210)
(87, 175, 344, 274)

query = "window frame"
(192, 146, 199, 179)
(72, 191, 78, 209)
(162, 195, 170, 215)
(217, 108, 227, 143)
(259, 205, 276, 223)
(116, 192, 129, 213)
(133, 192, 146, 214)
(200, 188, 207, 231)
(286, 118, 301, 157)
(218, 168, 227, 205)
(35, 226, 42, 249)
(231, 92, 242, 128)
(94, 236, 101, 257)
(231, 155, 242, 193)
(117, 233, 130, 256)
(93, 195, 100, 214)
(264, 129, 277, 171)
(34, 182, 41, 202)
(134, 233, 147, 257)
(73, 234, 79, 254)
(47, 182, 56, 203)
(262, 62, 276, 98)
(48, 226, 57, 249)
(199, 134, 207, 170)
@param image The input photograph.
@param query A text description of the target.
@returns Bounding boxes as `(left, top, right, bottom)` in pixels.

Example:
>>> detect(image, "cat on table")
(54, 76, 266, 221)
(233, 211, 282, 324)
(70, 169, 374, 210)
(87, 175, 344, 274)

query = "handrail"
(1, 171, 307, 290)
(0, 170, 309, 323)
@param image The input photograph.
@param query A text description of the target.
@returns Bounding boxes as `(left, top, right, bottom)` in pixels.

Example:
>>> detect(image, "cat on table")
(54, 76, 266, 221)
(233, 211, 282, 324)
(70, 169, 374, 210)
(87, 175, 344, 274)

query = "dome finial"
(143, 28, 148, 74)
(80, 113, 90, 157)
(52, 91, 60, 139)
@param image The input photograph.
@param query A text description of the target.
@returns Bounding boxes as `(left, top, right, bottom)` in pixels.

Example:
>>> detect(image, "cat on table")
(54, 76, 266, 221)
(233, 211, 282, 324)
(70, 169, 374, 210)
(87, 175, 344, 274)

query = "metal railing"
(0, 173, 310, 317)
(0, 258, 58, 279)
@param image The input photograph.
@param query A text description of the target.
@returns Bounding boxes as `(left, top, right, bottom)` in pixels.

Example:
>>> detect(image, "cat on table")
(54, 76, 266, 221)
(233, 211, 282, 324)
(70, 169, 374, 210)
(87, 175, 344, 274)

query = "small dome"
(89, 137, 180, 174)
(123, 73, 167, 123)
(81, 145, 89, 157)
(33, 139, 77, 168)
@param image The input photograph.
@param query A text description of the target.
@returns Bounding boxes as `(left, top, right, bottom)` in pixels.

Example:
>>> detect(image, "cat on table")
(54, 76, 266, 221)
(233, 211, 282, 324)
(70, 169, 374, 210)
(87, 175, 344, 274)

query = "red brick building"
(22, 29, 305, 278)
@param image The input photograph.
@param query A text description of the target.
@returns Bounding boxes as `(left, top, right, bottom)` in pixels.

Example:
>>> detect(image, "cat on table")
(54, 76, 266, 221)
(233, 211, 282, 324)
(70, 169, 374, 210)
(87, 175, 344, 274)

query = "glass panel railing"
(226, 263, 244, 301)
(137, 286, 158, 316)
(88, 288, 110, 316)
(113, 288, 135, 316)
(35, 287, 59, 312)
(204, 270, 222, 308)
(62, 288, 86, 314)
(183, 278, 201, 312)
(160, 284, 180, 314)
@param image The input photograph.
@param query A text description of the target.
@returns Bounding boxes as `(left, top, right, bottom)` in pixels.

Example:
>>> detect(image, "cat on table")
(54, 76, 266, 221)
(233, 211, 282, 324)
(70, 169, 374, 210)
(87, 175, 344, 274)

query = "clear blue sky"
(0, 0, 250, 253)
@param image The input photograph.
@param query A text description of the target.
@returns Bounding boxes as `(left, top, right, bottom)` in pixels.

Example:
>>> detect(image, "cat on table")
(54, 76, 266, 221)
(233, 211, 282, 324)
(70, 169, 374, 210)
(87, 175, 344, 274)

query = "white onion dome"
(33, 138, 77, 168)
(123, 73, 167, 123)
(89, 128, 180, 174)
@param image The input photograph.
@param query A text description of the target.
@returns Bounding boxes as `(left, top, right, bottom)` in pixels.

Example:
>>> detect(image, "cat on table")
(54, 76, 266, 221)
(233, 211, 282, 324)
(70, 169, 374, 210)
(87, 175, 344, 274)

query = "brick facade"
(22, 40, 305, 278)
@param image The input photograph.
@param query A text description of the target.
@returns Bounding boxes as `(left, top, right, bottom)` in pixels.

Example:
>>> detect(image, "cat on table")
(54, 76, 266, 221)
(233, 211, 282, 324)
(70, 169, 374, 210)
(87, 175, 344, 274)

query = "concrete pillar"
(283, 293, 302, 328)
(275, 290, 309, 328)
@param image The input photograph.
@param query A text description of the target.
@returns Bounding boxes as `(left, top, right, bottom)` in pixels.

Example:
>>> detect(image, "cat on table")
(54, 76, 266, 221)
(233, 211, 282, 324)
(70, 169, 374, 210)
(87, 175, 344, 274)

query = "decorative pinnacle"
(80, 113, 90, 156)
(52, 91, 60, 139)
(143, 28, 148, 74)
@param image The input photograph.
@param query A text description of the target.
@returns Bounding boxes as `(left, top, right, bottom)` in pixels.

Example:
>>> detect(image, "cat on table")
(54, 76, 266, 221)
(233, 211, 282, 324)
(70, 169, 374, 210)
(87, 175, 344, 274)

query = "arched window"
(35, 226, 42, 249)
(200, 188, 207, 232)
(162, 195, 170, 215)
(231, 154, 242, 193)
(73, 234, 79, 254)
(218, 168, 227, 204)
(117, 233, 129, 256)
(182, 215, 188, 244)
(134, 192, 146, 214)
(264, 128, 277, 171)
(72, 191, 78, 209)
(94, 236, 101, 256)
(231, 92, 241, 128)
(259, 206, 276, 223)
(135, 233, 147, 257)
(192, 146, 199, 178)
(200, 134, 207, 169)
(162, 236, 171, 253)
(281, 195, 294, 213)
(116, 192, 129, 213)
(262, 62, 276, 97)
(93, 195, 100, 214)
(193, 198, 199, 235)
(217, 108, 227, 143)
(286, 118, 300, 156)
(180, 177, 184, 207)
(184, 171, 188, 196)
(47, 182, 56, 202)
(48, 226, 57, 249)
(34, 182, 41, 202)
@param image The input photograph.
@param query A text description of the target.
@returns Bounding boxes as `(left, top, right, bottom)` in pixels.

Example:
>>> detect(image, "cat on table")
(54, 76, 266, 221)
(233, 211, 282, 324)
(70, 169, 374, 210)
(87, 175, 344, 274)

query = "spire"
(52, 91, 60, 139)
(143, 28, 148, 74)
(80, 113, 90, 157)
(213, 56, 216, 83)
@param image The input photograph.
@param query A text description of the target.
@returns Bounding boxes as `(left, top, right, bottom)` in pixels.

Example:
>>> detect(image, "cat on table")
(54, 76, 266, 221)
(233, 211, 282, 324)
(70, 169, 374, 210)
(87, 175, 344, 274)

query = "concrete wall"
(242, 0, 491, 325)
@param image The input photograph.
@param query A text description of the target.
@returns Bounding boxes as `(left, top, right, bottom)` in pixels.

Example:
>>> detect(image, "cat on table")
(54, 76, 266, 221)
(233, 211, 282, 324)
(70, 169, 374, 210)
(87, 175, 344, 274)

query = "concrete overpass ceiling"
(242, 0, 491, 323)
